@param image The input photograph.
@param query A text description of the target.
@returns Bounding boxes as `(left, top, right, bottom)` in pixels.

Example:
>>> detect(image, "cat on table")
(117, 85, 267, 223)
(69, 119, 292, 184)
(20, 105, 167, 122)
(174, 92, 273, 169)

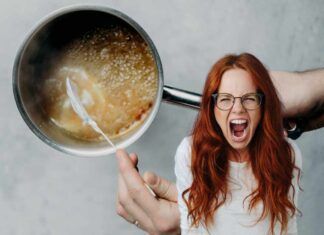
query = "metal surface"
(163, 85, 201, 109)
(12, 5, 202, 157)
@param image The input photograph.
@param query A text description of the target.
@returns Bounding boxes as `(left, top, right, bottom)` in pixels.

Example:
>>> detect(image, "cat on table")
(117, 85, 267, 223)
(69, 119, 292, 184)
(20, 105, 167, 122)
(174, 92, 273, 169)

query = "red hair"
(183, 53, 302, 235)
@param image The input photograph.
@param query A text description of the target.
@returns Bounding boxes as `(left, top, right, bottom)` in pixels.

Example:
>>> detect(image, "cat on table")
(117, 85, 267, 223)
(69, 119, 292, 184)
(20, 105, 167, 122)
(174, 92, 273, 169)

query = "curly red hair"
(183, 53, 302, 235)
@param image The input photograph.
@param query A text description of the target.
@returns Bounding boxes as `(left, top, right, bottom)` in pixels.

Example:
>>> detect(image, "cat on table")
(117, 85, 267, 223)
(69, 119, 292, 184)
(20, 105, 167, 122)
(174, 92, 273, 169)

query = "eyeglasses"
(211, 92, 264, 111)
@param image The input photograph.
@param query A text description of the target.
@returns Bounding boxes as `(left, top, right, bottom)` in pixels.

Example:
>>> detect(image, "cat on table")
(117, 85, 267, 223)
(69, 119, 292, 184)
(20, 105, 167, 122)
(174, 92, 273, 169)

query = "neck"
(228, 148, 249, 163)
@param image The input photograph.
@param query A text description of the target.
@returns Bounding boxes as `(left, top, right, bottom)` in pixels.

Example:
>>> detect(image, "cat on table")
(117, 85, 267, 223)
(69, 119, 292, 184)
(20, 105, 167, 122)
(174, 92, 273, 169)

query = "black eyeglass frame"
(211, 92, 264, 111)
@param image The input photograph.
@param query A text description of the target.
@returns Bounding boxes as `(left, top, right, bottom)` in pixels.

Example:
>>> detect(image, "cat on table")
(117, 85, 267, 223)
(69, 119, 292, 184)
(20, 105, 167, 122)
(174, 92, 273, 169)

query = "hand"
(116, 149, 180, 235)
(271, 70, 324, 132)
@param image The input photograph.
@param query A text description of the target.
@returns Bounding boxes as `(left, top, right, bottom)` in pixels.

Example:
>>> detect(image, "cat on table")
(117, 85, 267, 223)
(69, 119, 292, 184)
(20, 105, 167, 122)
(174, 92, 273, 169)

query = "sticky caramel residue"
(39, 26, 158, 141)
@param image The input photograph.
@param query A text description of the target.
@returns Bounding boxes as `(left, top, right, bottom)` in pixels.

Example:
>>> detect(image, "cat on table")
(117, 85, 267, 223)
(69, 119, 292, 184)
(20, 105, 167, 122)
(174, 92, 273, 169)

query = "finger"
(116, 202, 134, 223)
(143, 171, 178, 202)
(129, 153, 138, 166)
(129, 153, 139, 172)
(117, 172, 155, 232)
(116, 149, 160, 218)
(116, 149, 138, 171)
(117, 169, 135, 223)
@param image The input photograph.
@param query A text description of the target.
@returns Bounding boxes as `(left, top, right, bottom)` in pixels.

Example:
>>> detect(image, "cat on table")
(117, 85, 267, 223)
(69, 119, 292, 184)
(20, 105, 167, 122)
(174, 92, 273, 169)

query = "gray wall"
(1, 0, 323, 234)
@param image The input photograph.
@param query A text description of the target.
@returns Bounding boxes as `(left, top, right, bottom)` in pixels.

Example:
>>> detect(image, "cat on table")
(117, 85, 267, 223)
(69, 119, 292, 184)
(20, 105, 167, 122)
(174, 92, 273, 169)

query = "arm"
(270, 69, 324, 131)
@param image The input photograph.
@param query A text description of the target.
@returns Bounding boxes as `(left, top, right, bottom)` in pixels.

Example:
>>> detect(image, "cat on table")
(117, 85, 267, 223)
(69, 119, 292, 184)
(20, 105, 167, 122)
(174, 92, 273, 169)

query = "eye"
(218, 96, 233, 103)
(244, 94, 259, 101)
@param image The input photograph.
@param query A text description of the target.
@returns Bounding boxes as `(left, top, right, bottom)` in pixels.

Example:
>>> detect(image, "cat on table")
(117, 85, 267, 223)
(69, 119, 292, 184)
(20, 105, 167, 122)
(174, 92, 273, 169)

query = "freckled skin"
(214, 68, 261, 160)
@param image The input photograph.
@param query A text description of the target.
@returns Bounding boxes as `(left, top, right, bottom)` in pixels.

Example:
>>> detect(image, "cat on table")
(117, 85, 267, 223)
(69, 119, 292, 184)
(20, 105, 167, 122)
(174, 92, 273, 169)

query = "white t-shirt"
(174, 136, 302, 235)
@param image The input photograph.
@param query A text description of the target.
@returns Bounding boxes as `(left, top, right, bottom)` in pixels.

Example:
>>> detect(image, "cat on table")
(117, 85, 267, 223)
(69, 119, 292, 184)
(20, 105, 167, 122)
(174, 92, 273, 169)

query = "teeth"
(230, 119, 247, 124)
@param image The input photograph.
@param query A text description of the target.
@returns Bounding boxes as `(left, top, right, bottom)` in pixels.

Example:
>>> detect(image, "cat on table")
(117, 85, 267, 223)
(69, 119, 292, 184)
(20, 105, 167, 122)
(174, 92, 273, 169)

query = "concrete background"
(1, 0, 323, 234)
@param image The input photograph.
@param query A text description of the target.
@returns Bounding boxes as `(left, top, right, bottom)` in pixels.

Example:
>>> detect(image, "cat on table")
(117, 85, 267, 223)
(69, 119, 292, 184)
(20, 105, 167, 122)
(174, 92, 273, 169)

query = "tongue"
(232, 123, 246, 132)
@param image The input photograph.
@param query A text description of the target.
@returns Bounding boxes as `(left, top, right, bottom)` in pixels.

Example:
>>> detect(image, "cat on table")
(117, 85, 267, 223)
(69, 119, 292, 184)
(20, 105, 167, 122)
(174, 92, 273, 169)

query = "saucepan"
(13, 5, 300, 157)
(12, 5, 201, 157)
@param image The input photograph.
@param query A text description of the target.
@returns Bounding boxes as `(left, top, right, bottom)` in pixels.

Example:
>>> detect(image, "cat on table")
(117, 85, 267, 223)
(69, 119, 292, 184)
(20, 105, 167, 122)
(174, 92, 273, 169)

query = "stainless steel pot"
(13, 5, 201, 157)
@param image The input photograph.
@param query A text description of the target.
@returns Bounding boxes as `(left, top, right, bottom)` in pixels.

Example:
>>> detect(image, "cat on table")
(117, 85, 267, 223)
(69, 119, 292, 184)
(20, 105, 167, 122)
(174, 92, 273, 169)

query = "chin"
(230, 142, 249, 150)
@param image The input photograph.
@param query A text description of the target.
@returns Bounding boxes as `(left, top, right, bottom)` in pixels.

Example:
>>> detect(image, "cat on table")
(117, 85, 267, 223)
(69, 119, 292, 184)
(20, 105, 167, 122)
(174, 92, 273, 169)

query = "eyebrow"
(217, 92, 257, 95)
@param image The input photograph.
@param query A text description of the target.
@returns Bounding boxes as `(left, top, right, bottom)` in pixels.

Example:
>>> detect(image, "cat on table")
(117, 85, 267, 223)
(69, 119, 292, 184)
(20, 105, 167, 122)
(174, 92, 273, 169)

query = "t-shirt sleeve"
(174, 137, 206, 235)
(286, 138, 303, 234)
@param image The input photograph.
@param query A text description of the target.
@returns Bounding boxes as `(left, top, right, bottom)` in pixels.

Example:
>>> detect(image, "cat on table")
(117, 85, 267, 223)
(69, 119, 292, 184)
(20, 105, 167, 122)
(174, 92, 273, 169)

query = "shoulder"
(176, 136, 193, 154)
(286, 138, 303, 169)
(174, 136, 193, 173)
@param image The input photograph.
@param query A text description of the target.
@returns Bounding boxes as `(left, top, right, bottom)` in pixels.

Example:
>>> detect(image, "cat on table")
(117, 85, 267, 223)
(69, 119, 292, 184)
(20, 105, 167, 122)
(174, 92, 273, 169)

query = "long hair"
(183, 53, 302, 235)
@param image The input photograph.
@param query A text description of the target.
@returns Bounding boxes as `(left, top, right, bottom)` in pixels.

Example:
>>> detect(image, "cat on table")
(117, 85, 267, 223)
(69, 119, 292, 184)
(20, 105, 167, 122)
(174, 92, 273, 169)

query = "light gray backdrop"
(1, 0, 323, 234)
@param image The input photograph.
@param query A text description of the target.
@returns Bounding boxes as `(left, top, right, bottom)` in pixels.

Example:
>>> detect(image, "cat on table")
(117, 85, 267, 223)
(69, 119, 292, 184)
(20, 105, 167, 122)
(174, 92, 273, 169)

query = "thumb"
(143, 171, 178, 202)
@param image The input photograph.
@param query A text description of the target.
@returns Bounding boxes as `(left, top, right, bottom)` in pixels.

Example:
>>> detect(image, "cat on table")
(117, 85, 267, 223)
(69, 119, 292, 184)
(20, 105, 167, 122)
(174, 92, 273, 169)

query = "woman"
(175, 53, 302, 235)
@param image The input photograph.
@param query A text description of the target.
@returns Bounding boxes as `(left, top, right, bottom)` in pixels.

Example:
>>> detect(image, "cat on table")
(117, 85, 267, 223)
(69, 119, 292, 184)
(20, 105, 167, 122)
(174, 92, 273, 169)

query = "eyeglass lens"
(216, 93, 262, 110)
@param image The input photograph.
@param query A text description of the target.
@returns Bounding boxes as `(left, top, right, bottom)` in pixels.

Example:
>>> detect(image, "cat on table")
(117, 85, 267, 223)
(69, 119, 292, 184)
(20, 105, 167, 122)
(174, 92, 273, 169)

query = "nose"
(231, 98, 245, 113)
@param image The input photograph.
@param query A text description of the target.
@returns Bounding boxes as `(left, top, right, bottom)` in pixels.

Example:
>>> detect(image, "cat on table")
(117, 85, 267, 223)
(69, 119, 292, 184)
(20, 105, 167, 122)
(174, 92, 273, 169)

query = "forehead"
(218, 68, 257, 95)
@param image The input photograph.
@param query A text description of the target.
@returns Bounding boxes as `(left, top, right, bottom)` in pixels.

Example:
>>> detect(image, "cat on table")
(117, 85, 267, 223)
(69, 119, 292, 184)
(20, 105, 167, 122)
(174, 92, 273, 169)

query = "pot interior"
(14, 8, 163, 156)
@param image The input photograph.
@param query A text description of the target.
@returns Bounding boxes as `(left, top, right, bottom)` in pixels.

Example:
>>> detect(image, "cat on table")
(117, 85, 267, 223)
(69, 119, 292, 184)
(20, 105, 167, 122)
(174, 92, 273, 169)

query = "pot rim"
(12, 4, 164, 157)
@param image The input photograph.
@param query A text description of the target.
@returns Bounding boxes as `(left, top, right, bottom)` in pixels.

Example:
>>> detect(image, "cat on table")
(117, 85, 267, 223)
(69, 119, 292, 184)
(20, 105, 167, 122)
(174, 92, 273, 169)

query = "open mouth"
(229, 119, 248, 142)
